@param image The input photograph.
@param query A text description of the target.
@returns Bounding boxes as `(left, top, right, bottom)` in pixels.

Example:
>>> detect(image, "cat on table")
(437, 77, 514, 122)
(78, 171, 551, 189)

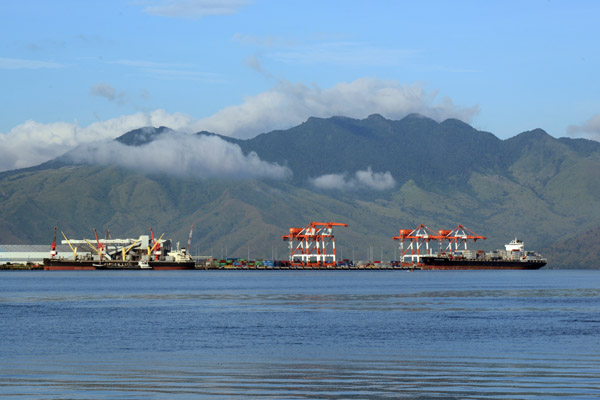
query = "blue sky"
(1, 0, 599, 171)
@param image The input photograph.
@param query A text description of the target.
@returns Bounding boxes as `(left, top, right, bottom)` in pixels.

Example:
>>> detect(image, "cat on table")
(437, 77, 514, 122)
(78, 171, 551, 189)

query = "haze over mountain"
(1, 114, 598, 268)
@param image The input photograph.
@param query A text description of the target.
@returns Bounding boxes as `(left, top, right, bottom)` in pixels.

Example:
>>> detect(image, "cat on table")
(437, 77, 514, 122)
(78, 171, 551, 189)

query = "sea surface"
(0, 270, 598, 399)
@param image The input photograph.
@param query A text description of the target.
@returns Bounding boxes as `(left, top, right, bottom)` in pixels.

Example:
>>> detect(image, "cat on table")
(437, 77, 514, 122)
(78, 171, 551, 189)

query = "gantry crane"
(393, 224, 486, 265)
(282, 221, 348, 267)
(442, 224, 486, 252)
(392, 224, 439, 264)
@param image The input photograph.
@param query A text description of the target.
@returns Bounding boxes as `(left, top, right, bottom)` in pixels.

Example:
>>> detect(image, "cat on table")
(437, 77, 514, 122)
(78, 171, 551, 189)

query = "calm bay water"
(0, 270, 598, 399)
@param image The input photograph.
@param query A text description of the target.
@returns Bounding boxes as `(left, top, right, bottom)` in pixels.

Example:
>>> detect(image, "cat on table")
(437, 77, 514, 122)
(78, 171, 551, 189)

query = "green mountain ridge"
(1, 114, 599, 268)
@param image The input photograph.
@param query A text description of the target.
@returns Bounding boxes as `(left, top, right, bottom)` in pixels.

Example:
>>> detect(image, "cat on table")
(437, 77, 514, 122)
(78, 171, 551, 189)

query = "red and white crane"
(50, 226, 57, 259)
(443, 224, 486, 252)
(392, 224, 439, 263)
(393, 224, 486, 265)
(282, 221, 348, 267)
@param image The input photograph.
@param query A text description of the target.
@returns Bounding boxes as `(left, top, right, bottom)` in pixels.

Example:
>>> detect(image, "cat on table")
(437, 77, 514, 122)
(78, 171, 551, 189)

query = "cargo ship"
(393, 225, 547, 270)
(43, 228, 195, 270)
(420, 238, 546, 270)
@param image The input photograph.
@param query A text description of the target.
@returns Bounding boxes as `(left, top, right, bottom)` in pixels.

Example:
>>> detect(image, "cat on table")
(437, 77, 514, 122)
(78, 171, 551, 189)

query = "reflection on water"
(0, 271, 598, 399)
(3, 355, 599, 399)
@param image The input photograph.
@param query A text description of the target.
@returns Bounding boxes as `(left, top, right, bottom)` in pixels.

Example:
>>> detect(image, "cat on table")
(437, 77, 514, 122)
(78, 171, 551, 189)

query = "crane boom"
(148, 233, 165, 257)
(61, 231, 77, 259)
(93, 228, 103, 261)
(84, 238, 101, 256)
(187, 224, 194, 253)
(50, 226, 57, 258)
(122, 239, 141, 260)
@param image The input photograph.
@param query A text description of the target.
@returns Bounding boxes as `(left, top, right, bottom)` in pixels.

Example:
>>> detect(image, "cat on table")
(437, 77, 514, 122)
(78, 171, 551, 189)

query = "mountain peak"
(441, 118, 474, 130)
(115, 126, 175, 146)
(367, 113, 386, 121)
(404, 113, 428, 119)
(509, 128, 553, 144)
(523, 128, 550, 138)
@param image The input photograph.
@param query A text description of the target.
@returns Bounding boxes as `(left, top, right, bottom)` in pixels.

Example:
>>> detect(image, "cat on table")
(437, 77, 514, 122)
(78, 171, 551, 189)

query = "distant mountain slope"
(0, 114, 598, 268)
(541, 226, 600, 269)
(239, 114, 507, 186)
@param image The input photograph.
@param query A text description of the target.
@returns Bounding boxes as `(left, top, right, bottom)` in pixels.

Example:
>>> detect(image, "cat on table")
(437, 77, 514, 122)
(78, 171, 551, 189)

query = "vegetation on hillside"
(1, 114, 598, 268)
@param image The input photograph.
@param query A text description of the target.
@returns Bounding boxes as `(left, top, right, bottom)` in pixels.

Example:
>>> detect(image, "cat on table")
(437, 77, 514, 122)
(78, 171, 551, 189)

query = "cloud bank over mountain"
(0, 78, 478, 172)
(0, 110, 195, 172)
(67, 131, 291, 180)
(568, 114, 600, 141)
(194, 78, 480, 139)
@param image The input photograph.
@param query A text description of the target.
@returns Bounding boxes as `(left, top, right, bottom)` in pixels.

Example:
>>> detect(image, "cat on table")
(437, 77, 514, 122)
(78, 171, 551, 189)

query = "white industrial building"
(0, 245, 91, 264)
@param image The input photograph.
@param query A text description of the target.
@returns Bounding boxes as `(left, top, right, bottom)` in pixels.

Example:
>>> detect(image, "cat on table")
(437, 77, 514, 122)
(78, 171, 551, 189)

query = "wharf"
(0, 263, 43, 270)
(195, 259, 420, 271)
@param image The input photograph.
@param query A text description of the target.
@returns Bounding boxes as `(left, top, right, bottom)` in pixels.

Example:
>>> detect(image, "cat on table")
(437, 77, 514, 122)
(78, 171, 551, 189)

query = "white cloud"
(111, 59, 223, 82)
(232, 33, 297, 48)
(143, 0, 250, 19)
(310, 167, 396, 191)
(194, 78, 479, 139)
(111, 59, 190, 69)
(67, 132, 291, 180)
(310, 174, 348, 190)
(245, 55, 272, 78)
(355, 168, 397, 190)
(0, 110, 196, 172)
(270, 42, 415, 67)
(0, 78, 478, 172)
(567, 114, 600, 141)
(0, 57, 63, 69)
(90, 82, 126, 104)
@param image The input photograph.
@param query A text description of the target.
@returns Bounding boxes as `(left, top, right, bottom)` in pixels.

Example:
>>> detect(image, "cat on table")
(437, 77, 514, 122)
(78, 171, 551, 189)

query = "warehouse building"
(0, 245, 90, 264)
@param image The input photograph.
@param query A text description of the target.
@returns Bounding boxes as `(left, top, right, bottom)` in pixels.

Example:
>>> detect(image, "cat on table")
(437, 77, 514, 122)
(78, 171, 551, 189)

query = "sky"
(1, 0, 599, 173)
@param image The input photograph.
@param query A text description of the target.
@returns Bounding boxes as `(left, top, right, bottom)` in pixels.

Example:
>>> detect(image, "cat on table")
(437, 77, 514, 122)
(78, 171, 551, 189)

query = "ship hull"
(420, 257, 546, 270)
(43, 259, 97, 270)
(43, 258, 196, 270)
(149, 261, 195, 270)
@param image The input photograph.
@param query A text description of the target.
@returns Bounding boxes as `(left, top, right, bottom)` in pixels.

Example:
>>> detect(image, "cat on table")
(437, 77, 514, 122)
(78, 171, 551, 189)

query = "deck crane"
(83, 228, 108, 261)
(150, 228, 160, 260)
(148, 228, 165, 260)
(84, 238, 103, 261)
(282, 221, 348, 267)
(186, 224, 194, 254)
(50, 226, 57, 259)
(94, 228, 105, 261)
(61, 231, 78, 260)
(187, 224, 194, 254)
(121, 239, 141, 261)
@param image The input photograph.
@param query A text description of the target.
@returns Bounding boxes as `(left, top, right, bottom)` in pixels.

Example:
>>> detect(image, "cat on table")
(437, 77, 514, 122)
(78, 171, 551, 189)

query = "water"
(0, 270, 598, 399)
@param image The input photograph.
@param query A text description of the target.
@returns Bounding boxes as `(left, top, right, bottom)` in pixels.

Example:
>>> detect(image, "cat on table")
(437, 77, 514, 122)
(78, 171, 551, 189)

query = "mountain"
(541, 226, 600, 269)
(1, 114, 599, 268)
(238, 114, 507, 187)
